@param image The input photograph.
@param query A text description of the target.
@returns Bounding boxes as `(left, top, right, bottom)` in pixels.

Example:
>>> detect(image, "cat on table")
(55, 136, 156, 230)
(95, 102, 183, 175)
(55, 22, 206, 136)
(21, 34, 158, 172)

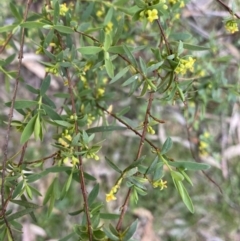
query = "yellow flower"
(147, 9, 158, 23)
(106, 191, 117, 202)
(169, 0, 185, 7)
(96, 10, 104, 17)
(175, 57, 196, 75)
(97, 88, 105, 98)
(153, 179, 167, 190)
(225, 19, 239, 34)
(60, 3, 69, 16)
(105, 22, 113, 34)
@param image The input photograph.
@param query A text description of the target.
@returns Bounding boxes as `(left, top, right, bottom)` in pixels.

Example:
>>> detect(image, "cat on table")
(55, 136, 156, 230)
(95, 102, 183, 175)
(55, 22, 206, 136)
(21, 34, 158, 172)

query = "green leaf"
(105, 157, 122, 173)
(65, 172, 73, 192)
(5, 100, 38, 109)
(116, 106, 131, 117)
(0, 24, 18, 33)
(25, 85, 39, 94)
(112, 14, 124, 45)
(78, 46, 102, 55)
(25, 185, 33, 199)
(183, 43, 209, 51)
(53, 120, 72, 127)
(145, 156, 158, 175)
(27, 170, 49, 183)
(59, 233, 75, 241)
(122, 219, 138, 241)
(53, 25, 74, 34)
(40, 75, 51, 96)
(122, 75, 138, 87)
(10, 200, 40, 209)
(161, 137, 172, 155)
(171, 170, 184, 181)
(34, 113, 41, 140)
(10, 2, 22, 21)
(174, 181, 194, 213)
(12, 180, 24, 199)
(42, 104, 62, 120)
(53, 1, 60, 25)
(135, 0, 145, 8)
(68, 209, 83, 216)
(179, 170, 193, 186)
(100, 213, 120, 220)
(123, 44, 138, 67)
(139, 57, 147, 76)
(110, 66, 129, 84)
(88, 184, 99, 206)
(168, 161, 210, 171)
(87, 125, 126, 133)
(125, 167, 138, 177)
(127, 155, 146, 169)
(20, 21, 45, 29)
(147, 61, 164, 73)
(43, 178, 56, 205)
(104, 7, 114, 25)
(105, 58, 114, 78)
(104, 33, 112, 51)
(6, 208, 36, 222)
(170, 32, 192, 41)
(103, 227, 119, 241)
(153, 162, 164, 181)
(20, 114, 38, 144)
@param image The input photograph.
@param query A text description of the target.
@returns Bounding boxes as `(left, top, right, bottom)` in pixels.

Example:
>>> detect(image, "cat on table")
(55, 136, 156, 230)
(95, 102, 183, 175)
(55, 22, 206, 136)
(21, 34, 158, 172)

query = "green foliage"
(0, 0, 240, 240)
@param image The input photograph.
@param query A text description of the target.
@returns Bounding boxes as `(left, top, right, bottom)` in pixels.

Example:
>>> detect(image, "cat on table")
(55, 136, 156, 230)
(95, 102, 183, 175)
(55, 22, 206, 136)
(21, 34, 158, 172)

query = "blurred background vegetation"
(1, 0, 240, 240)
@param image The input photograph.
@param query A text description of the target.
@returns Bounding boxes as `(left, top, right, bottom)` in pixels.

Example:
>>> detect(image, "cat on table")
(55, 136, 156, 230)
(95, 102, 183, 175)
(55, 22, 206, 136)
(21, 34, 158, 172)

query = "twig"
(24, 152, 58, 164)
(215, 0, 240, 19)
(96, 104, 159, 152)
(156, 19, 172, 55)
(116, 92, 154, 231)
(0, 33, 13, 54)
(1, 0, 33, 239)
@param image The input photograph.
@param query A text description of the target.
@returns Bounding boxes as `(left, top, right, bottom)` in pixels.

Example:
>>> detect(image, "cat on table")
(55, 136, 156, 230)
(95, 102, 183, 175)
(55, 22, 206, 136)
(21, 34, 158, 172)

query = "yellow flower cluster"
(199, 131, 210, 156)
(225, 19, 239, 34)
(106, 179, 122, 202)
(175, 57, 196, 75)
(58, 130, 72, 148)
(105, 22, 113, 34)
(147, 9, 159, 23)
(86, 152, 99, 161)
(96, 88, 105, 98)
(63, 156, 79, 165)
(147, 125, 155, 135)
(152, 179, 167, 190)
(60, 3, 69, 16)
(169, 0, 185, 8)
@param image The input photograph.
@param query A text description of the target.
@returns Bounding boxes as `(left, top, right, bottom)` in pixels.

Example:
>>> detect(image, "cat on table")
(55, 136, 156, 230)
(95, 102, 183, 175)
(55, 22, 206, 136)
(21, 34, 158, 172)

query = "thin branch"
(24, 152, 58, 164)
(116, 92, 154, 231)
(215, 0, 240, 19)
(156, 19, 172, 55)
(1, 0, 33, 239)
(0, 33, 13, 54)
(96, 103, 159, 152)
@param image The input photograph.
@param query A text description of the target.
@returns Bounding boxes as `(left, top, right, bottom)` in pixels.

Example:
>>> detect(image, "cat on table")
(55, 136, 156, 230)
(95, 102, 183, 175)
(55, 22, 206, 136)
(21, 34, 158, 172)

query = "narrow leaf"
(40, 75, 51, 96)
(105, 157, 122, 173)
(6, 208, 36, 222)
(53, 25, 74, 34)
(109, 66, 129, 84)
(20, 114, 37, 144)
(78, 46, 102, 55)
(161, 137, 172, 155)
(88, 184, 100, 206)
(87, 125, 126, 133)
